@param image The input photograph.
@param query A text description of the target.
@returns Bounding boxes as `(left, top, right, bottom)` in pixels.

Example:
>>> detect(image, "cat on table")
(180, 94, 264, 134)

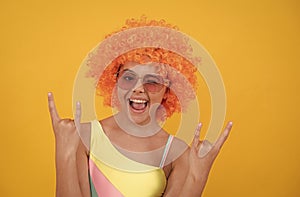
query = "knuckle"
(58, 119, 76, 129)
(211, 147, 220, 155)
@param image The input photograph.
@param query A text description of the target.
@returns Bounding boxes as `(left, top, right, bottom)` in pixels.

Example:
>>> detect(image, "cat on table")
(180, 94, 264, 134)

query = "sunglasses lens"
(117, 71, 166, 92)
(143, 75, 164, 92)
(117, 72, 137, 90)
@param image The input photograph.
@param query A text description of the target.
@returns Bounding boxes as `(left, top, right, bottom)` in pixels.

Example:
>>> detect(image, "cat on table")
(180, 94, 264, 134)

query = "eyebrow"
(121, 68, 163, 78)
(122, 69, 136, 74)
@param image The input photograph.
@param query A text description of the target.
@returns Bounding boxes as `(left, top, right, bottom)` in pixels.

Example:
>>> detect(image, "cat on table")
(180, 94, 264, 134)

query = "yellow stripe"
(90, 153, 166, 197)
(90, 120, 159, 172)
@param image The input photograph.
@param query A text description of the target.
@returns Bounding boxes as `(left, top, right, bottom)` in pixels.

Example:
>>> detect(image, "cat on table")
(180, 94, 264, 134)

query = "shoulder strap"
(159, 135, 174, 168)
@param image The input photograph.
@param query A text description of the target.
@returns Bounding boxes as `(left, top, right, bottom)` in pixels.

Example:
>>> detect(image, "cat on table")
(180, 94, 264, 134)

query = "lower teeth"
(130, 101, 147, 110)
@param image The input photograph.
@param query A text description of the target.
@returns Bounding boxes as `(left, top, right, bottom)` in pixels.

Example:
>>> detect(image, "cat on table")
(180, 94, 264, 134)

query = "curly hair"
(92, 16, 198, 119)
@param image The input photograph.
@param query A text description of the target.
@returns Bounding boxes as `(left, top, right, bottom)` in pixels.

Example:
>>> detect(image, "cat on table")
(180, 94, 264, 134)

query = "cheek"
(116, 87, 132, 104)
(150, 92, 167, 104)
(117, 88, 125, 103)
(111, 86, 126, 109)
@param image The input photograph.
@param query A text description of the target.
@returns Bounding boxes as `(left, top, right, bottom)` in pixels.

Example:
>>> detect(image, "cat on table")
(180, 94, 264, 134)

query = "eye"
(123, 75, 134, 81)
(121, 73, 136, 81)
(145, 80, 159, 84)
(144, 75, 163, 84)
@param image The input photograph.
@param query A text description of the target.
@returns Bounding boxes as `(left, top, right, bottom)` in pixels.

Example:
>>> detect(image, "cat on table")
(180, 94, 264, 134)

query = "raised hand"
(48, 92, 81, 157)
(189, 122, 233, 182)
(48, 92, 90, 197)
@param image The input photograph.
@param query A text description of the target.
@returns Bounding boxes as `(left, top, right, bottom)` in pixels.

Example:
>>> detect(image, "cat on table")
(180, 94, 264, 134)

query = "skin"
(48, 62, 233, 197)
(115, 63, 168, 132)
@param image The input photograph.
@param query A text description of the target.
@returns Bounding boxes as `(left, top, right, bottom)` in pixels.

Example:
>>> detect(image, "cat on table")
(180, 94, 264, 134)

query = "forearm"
(178, 171, 209, 197)
(55, 147, 83, 197)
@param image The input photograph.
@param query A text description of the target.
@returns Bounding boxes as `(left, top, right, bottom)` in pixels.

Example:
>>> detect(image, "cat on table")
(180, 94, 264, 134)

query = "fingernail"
(194, 123, 201, 135)
(196, 123, 202, 130)
(48, 92, 52, 97)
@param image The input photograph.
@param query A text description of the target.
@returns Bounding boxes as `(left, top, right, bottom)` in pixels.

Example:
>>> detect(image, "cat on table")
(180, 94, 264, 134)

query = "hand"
(48, 92, 81, 157)
(188, 122, 233, 181)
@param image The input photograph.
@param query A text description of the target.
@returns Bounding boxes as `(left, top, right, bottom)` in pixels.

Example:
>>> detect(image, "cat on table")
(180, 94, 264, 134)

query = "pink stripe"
(89, 159, 124, 197)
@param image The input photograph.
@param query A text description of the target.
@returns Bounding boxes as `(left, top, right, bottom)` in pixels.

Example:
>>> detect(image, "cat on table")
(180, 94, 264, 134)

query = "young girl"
(48, 17, 233, 197)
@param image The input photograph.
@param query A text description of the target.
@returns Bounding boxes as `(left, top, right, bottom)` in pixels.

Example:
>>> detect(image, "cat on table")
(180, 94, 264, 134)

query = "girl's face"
(116, 62, 169, 125)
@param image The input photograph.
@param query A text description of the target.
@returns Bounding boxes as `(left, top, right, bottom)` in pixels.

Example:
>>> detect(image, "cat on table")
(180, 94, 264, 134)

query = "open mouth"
(129, 98, 148, 111)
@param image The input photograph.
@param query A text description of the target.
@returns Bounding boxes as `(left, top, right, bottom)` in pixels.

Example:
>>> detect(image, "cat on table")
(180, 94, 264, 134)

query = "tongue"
(131, 102, 147, 110)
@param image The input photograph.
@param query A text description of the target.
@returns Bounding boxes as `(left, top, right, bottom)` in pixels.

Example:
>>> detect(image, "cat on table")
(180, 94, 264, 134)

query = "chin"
(129, 113, 151, 126)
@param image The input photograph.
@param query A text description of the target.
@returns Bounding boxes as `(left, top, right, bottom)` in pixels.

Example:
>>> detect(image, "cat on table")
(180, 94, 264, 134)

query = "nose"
(132, 78, 145, 93)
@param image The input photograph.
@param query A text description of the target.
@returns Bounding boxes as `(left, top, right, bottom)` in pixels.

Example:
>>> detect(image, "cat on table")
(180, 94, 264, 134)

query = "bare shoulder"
(168, 136, 190, 165)
(76, 122, 92, 156)
(99, 115, 115, 125)
(164, 136, 190, 178)
(76, 125, 91, 197)
(99, 116, 117, 135)
(163, 137, 191, 196)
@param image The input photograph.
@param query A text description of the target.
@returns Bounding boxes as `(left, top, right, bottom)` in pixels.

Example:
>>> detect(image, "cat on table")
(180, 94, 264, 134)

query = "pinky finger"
(192, 123, 202, 148)
(74, 101, 82, 132)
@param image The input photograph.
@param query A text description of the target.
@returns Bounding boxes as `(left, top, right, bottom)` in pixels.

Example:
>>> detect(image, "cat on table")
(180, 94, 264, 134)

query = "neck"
(114, 112, 162, 137)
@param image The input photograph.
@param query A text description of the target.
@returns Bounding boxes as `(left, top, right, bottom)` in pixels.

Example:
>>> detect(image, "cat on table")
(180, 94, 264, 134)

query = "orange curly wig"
(94, 16, 198, 118)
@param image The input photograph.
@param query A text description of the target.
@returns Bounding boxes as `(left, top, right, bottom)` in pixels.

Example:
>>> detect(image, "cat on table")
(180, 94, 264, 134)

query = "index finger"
(214, 121, 233, 150)
(47, 92, 60, 122)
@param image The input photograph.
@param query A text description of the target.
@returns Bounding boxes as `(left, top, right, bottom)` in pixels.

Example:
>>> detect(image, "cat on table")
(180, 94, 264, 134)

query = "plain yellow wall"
(1, 0, 299, 196)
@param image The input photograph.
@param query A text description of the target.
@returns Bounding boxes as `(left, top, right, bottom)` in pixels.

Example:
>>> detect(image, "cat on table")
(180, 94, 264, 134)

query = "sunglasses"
(117, 70, 169, 93)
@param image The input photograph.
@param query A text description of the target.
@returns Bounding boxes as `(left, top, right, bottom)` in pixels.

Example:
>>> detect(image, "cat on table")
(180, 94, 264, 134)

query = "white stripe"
(159, 135, 174, 168)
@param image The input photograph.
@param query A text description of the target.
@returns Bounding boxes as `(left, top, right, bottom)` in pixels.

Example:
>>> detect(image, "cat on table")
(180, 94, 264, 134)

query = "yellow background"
(1, 0, 299, 196)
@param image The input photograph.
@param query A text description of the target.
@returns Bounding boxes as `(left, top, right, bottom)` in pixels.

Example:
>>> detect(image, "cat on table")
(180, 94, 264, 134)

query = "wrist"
(179, 171, 207, 197)
(55, 143, 78, 159)
(187, 169, 209, 184)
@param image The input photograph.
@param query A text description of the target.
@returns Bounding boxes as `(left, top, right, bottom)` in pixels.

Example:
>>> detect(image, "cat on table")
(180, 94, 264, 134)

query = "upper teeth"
(130, 99, 147, 104)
